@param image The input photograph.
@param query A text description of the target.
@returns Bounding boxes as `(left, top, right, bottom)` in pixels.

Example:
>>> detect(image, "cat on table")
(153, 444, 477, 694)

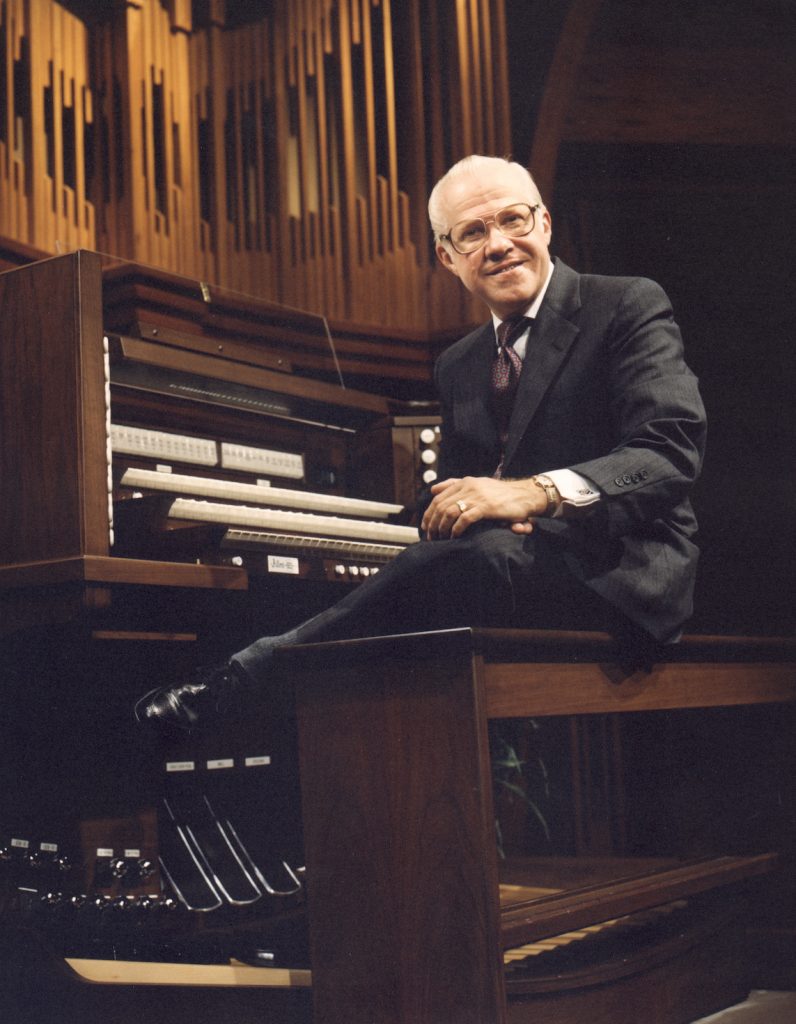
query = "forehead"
(440, 165, 536, 225)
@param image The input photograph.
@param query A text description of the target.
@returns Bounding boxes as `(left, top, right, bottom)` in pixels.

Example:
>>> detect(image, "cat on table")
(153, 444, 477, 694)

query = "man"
(137, 154, 706, 730)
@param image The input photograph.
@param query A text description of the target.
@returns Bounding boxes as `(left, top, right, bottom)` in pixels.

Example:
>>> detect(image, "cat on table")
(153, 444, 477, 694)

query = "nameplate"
(245, 755, 272, 767)
(267, 555, 300, 575)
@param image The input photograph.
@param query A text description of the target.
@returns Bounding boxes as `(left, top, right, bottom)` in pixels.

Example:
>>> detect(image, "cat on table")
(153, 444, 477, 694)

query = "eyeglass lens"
(450, 204, 535, 252)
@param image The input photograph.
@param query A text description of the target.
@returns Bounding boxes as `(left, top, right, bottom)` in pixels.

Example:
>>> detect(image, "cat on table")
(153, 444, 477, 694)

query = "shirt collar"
(491, 259, 555, 339)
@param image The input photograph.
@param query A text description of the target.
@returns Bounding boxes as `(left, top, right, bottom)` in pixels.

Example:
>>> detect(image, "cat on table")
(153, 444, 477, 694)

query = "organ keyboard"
(112, 428, 420, 580)
(221, 531, 405, 565)
(166, 499, 417, 548)
(117, 467, 401, 518)
(115, 442, 419, 577)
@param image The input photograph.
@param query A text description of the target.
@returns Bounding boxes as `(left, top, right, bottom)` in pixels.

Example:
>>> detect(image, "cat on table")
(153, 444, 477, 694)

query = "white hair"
(427, 155, 544, 240)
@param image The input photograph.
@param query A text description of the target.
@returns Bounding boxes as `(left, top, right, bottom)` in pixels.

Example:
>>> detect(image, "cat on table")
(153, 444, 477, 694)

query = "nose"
(483, 220, 512, 258)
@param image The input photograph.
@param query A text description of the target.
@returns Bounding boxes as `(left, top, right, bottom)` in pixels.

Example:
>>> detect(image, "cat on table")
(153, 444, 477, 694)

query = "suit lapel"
(502, 260, 581, 470)
(451, 322, 500, 448)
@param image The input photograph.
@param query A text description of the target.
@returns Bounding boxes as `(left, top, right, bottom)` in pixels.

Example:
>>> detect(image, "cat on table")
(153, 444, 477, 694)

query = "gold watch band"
(531, 474, 560, 516)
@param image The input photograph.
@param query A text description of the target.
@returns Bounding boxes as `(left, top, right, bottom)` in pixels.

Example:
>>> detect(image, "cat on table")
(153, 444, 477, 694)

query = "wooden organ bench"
(284, 628, 796, 1024)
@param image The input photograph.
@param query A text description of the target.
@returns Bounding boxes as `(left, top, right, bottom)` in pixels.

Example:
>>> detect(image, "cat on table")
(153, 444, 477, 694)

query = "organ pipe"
(0, 0, 511, 331)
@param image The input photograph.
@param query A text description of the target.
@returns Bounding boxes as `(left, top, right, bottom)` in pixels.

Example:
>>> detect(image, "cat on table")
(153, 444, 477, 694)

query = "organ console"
(0, 250, 439, 625)
(0, 249, 437, 1009)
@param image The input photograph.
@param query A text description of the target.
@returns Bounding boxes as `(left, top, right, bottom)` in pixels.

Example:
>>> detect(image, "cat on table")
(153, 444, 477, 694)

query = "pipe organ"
(0, 0, 512, 331)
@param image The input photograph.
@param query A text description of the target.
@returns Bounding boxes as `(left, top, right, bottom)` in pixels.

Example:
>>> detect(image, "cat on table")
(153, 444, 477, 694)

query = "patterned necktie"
(491, 316, 529, 477)
(491, 316, 528, 398)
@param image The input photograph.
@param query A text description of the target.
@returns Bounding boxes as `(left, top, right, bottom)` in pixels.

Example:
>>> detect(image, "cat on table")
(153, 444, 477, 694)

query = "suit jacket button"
(622, 474, 632, 485)
(615, 477, 625, 487)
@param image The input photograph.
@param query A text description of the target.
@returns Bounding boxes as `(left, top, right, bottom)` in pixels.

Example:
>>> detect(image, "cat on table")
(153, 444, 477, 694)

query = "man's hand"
(421, 476, 549, 540)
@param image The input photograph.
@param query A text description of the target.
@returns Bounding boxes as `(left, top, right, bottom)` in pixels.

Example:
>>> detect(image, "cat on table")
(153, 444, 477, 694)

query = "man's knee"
(458, 525, 534, 572)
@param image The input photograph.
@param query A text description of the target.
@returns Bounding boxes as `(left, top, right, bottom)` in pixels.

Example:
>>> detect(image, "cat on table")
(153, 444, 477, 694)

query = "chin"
(489, 285, 538, 312)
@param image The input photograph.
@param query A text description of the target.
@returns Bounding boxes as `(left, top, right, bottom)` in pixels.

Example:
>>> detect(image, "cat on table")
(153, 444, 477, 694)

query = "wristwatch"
(531, 474, 560, 516)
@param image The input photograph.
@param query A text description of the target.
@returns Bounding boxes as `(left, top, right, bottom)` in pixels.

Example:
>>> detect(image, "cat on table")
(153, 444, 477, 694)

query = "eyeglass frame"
(438, 203, 543, 255)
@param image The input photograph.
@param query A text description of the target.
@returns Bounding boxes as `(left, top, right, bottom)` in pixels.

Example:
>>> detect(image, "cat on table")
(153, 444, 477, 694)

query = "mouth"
(488, 260, 525, 276)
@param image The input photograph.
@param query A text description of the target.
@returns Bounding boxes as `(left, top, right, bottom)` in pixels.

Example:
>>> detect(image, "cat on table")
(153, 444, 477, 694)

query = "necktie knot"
(496, 315, 529, 352)
(492, 316, 528, 399)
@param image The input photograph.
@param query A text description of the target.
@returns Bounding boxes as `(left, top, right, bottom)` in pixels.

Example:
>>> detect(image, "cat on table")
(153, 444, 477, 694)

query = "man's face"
(435, 166, 552, 319)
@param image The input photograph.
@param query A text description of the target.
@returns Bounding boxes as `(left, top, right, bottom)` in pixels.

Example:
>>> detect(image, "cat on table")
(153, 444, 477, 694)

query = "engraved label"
(267, 554, 300, 575)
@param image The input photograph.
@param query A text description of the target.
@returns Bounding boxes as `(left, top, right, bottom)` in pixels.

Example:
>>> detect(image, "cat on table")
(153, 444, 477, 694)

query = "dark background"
(506, 0, 794, 635)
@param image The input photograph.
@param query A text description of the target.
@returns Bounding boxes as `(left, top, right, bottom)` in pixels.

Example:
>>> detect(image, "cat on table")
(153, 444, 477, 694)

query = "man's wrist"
(530, 474, 561, 516)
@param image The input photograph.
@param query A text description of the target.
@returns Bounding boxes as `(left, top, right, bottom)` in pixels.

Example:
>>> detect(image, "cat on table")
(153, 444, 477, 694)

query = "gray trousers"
(233, 525, 616, 683)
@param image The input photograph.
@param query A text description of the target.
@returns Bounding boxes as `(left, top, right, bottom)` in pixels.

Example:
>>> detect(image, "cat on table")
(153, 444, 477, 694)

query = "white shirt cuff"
(544, 469, 600, 518)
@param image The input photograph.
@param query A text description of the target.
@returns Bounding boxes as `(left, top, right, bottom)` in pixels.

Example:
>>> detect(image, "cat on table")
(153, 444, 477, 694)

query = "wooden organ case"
(0, 250, 439, 1019)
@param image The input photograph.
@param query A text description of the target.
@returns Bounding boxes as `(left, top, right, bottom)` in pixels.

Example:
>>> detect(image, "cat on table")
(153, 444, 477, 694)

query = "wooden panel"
(485, 660, 796, 719)
(0, 555, 247, 590)
(0, 251, 108, 565)
(294, 640, 507, 1024)
(100, 258, 440, 390)
(109, 333, 391, 415)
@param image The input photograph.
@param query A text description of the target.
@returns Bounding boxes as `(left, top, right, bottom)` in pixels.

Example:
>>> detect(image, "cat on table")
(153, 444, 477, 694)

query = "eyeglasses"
(440, 203, 541, 254)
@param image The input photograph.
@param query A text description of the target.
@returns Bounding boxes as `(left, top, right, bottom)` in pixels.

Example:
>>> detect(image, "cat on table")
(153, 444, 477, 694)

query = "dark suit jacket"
(433, 258, 707, 641)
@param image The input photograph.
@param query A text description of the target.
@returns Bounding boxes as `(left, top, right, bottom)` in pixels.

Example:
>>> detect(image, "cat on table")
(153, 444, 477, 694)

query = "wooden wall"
(0, 0, 512, 332)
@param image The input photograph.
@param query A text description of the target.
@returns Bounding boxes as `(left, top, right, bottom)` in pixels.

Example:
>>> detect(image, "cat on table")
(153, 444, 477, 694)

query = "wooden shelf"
(64, 957, 311, 989)
(0, 556, 247, 591)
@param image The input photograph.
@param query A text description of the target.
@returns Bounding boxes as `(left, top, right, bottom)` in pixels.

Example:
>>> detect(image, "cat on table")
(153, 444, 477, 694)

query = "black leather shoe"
(134, 662, 251, 732)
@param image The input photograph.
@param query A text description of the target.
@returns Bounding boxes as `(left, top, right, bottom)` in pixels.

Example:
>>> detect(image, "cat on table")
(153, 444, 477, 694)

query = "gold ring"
(456, 499, 468, 513)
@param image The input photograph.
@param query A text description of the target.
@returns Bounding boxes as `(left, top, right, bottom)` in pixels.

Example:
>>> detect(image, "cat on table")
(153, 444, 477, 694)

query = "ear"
(540, 207, 552, 246)
(435, 242, 460, 277)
